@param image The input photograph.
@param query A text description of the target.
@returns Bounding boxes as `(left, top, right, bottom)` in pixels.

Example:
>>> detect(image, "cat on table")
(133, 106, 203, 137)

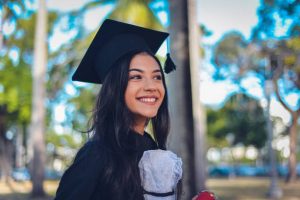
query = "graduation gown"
(54, 131, 158, 200)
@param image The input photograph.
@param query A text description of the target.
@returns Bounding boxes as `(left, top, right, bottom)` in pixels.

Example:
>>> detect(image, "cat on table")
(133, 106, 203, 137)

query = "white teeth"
(139, 98, 156, 103)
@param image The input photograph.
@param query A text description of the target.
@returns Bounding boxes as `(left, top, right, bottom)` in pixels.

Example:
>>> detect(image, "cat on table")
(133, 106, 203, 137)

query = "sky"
(198, 0, 260, 43)
(196, 0, 291, 123)
(44, 0, 292, 126)
(197, 0, 260, 106)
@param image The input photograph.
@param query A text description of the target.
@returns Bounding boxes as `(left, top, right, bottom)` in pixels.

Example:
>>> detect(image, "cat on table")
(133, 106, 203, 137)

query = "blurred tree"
(207, 93, 267, 149)
(0, 1, 59, 188)
(30, 0, 47, 196)
(212, 31, 255, 88)
(66, 87, 99, 132)
(212, 30, 300, 183)
(46, 130, 82, 168)
(266, 39, 300, 182)
(30, 0, 48, 198)
(251, 0, 300, 40)
(77, 0, 163, 30)
(0, 1, 31, 182)
(168, 0, 207, 199)
(0, 0, 96, 185)
(0, 56, 32, 182)
(251, 0, 300, 182)
(0, 0, 26, 50)
(46, 131, 80, 150)
(167, 0, 194, 198)
(5, 3, 58, 165)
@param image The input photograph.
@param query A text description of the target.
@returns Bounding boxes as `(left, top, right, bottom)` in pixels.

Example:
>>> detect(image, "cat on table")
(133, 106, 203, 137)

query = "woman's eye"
(154, 75, 162, 80)
(129, 75, 142, 80)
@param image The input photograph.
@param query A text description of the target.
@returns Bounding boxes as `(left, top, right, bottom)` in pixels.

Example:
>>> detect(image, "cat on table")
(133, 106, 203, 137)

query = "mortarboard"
(72, 19, 176, 84)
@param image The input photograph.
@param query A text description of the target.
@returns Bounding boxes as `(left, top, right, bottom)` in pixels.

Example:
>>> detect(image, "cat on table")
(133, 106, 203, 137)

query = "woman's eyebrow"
(129, 68, 143, 73)
(129, 68, 161, 73)
(152, 69, 161, 73)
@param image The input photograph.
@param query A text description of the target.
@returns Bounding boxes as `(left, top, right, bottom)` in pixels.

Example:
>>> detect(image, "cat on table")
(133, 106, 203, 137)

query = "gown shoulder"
(54, 140, 105, 200)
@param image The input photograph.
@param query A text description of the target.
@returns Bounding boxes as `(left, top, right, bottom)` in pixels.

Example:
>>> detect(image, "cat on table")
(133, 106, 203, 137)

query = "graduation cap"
(72, 19, 176, 84)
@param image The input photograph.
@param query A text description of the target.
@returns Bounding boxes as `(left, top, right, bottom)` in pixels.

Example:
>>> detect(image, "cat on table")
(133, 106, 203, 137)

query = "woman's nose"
(143, 78, 156, 91)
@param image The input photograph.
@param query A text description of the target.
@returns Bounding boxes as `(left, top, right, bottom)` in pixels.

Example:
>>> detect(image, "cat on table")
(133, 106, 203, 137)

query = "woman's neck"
(132, 125, 145, 135)
(132, 118, 147, 135)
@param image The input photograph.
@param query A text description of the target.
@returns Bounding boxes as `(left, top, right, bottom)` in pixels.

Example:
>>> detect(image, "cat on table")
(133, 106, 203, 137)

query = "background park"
(0, 0, 300, 199)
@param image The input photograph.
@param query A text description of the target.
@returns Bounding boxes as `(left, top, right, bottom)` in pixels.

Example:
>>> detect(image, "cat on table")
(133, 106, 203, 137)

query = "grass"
(0, 178, 299, 200)
(0, 180, 57, 200)
(207, 177, 300, 200)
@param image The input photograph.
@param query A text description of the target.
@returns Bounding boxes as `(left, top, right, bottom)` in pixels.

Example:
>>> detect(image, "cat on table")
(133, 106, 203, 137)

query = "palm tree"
(168, 0, 206, 199)
(30, 0, 47, 197)
(186, 0, 207, 192)
(79, 0, 163, 29)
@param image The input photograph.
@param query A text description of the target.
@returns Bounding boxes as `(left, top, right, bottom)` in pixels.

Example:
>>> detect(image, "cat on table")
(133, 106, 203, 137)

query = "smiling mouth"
(137, 97, 158, 103)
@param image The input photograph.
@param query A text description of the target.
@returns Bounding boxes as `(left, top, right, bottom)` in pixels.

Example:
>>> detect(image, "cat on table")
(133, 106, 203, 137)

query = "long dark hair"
(88, 50, 170, 199)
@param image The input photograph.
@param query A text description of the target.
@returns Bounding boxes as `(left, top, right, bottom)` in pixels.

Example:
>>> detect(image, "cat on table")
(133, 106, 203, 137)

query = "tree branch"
(272, 78, 293, 113)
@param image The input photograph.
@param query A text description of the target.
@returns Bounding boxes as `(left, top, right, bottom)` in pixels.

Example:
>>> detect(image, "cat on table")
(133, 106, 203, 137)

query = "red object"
(196, 191, 216, 200)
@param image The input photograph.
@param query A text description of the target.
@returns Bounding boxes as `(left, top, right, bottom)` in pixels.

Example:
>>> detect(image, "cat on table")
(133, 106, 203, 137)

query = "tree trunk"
(273, 74, 299, 183)
(15, 125, 24, 168)
(0, 6, 6, 51)
(0, 133, 11, 183)
(30, 0, 47, 197)
(0, 106, 12, 183)
(286, 111, 298, 183)
(187, 0, 207, 191)
(0, 19, 3, 51)
(168, 1, 204, 199)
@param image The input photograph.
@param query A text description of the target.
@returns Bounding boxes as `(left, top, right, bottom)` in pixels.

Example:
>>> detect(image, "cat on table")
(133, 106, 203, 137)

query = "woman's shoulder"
(72, 139, 105, 164)
(62, 139, 107, 176)
(54, 139, 106, 200)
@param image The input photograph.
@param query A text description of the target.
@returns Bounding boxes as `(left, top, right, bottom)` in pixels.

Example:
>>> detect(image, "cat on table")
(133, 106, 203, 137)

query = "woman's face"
(125, 53, 165, 129)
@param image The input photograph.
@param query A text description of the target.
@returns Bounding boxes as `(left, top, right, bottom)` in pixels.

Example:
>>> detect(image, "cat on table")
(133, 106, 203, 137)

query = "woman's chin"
(137, 112, 158, 120)
(145, 112, 158, 119)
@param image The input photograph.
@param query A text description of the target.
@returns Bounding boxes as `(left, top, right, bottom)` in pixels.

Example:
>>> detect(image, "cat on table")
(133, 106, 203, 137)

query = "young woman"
(54, 19, 181, 200)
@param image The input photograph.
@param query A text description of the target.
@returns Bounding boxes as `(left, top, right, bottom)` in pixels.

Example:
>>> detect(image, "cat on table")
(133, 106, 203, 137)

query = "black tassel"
(164, 53, 176, 74)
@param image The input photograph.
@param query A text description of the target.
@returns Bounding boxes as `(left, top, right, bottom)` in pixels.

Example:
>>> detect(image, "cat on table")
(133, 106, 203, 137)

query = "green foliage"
(212, 31, 250, 85)
(46, 130, 82, 149)
(252, 0, 300, 39)
(109, 0, 163, 30)
(249, 0, 300, 99)
(67, 86, 98, 131)
(0, 56, 32, 125)
(213, 0, 300, 104)
(0, 9, 60, 127)
(72, 0, 165, 32)
(207, 93, 267, 149)
(0, 0, 27, 30)
(270, 37, 300, 95)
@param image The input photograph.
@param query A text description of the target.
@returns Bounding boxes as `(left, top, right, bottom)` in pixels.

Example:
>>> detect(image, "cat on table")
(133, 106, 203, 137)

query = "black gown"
(54, 131, 158, 200)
